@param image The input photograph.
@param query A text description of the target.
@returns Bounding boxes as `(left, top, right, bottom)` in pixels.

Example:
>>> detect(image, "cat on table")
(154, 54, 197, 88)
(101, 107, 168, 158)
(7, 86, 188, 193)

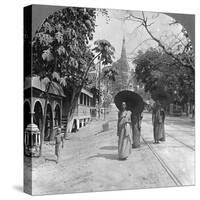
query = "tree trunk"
(64, 86, 82, 138)
(63, 53, 102, 138)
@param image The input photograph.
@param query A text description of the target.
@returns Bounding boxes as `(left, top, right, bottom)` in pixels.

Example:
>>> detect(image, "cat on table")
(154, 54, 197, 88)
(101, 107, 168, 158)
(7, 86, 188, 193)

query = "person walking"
(159, 107, 166, 141)
(131, 113, 143, 148)
(152, 101, 162, 144)
(117, 102, 132, 160)
(55, 128, 64, 164)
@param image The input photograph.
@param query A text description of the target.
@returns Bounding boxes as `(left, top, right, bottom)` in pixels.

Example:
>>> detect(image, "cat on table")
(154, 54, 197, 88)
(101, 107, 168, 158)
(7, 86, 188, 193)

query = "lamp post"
(174, 90, 177, 110)
(24, 111, 41, 157)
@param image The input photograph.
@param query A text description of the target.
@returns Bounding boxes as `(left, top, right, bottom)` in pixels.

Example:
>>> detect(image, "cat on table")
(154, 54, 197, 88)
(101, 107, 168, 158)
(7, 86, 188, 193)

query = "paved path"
(26, 105, 195, 195)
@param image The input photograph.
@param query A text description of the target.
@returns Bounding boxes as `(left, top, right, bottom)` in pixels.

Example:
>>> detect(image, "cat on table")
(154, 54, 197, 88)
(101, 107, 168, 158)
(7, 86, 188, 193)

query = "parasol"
(114, 90, 144, 114)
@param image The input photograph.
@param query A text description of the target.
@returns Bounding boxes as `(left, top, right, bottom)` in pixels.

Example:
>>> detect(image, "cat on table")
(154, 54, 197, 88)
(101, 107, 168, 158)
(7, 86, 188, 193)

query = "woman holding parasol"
(115, 91, 144, 160)
(116, 101, 132, 160)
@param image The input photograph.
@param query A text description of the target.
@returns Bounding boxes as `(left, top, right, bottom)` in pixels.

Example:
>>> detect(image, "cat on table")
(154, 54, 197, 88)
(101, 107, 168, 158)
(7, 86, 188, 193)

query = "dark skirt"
(132, 124, 141, 148)
(159, 122, 166, 141)
(153, 122, 162, 141)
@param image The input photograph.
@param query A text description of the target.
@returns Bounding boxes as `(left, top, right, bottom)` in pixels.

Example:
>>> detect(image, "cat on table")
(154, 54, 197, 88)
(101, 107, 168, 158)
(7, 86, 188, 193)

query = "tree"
(102, 65, 118, 82)
(32, 7, 115, 143)
(32, 7, 97, 151)
(102, 93, 113, 108)
(124, 11, 195, 74)
(66, 39, 115, 127)
(133, 48, 194, 107)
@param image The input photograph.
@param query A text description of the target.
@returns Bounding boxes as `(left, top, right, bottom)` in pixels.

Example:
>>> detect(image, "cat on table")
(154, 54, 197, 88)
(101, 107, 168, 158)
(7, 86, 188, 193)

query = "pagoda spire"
(112, 34, 130, 93)
(121, 36, 126, 59)
(119, 35, 129, 73)
(120, 35, 127, 61)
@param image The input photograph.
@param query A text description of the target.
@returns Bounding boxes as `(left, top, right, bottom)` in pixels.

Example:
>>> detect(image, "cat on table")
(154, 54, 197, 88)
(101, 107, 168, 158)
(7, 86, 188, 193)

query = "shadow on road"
(45, 158, 57, 163)
(100, 146, 118, 150)
(87, 153, 118, 160)
(165, 118, 195, 126)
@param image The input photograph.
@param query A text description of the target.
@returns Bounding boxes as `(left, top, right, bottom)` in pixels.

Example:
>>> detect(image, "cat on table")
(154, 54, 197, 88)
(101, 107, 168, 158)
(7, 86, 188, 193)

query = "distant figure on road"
(132, 113, 143, 148)
(117, 102, 132, 160)
(55, 128, 64, 164)
(159, 107, 166, 141)
(152, 100, 163, 144)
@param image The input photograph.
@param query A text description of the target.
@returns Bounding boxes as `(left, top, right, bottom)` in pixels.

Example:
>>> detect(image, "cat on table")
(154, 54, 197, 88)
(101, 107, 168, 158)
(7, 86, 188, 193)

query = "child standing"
(55, 128, 64, 164)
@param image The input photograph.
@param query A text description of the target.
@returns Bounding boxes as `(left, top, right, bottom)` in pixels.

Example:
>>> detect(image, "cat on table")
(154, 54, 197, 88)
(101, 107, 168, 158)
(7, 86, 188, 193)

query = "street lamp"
(174, 90, 178, 110)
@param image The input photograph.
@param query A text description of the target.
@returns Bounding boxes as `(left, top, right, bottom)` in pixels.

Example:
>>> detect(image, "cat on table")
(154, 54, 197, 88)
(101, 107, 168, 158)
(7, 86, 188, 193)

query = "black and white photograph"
(23, 3, 195, 196)
(23, 5, 195, 195)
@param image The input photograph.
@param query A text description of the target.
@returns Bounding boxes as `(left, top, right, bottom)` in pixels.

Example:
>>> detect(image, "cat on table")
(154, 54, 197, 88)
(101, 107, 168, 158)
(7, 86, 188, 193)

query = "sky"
(91, 9, 184, 68)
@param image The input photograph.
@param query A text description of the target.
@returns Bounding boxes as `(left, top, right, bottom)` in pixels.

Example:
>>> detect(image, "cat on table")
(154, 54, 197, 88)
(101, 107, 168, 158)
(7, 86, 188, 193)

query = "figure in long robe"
(132, 113, 143, 148)
(152, 101, 162, 143)
(55, 128, 64, 164)
(117, 102, 132, 160)
(159, 108, 166, 141)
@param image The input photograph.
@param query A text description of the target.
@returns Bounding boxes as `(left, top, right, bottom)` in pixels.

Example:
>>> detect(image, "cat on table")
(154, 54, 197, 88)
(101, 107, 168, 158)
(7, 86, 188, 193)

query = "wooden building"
(24, 76, 65, 141)
(24, 76, 97, 140)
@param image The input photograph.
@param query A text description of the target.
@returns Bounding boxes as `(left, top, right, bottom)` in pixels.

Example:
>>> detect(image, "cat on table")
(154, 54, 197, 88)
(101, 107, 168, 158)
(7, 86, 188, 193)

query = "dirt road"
(26, 104, 195, 195)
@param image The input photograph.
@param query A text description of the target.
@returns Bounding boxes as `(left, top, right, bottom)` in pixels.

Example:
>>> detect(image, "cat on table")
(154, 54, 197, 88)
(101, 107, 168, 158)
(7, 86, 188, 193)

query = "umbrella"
(114, 90, 144, 114)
